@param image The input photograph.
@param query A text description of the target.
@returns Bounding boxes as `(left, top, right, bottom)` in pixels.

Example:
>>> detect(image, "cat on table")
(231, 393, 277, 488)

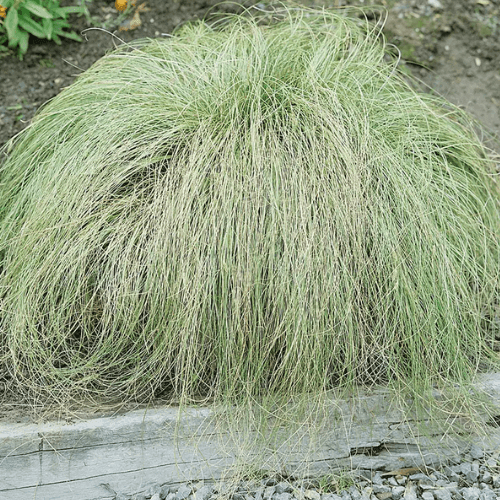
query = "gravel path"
(107, 445, 500, 500)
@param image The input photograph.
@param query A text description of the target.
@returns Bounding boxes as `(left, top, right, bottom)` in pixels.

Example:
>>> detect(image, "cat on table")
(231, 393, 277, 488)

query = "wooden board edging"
(1, 374, 500, 500)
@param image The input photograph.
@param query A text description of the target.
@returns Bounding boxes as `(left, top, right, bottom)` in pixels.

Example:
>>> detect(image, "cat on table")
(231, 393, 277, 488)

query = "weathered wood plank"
(0, 406, 211, 457)
(1, 373, 499, 500)
(1, 432, 238, 488)
(0, 462, 224, 500)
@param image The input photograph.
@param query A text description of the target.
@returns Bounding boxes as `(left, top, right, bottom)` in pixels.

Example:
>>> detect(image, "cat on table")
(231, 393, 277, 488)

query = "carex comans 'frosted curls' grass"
(0, 6, 499, 412)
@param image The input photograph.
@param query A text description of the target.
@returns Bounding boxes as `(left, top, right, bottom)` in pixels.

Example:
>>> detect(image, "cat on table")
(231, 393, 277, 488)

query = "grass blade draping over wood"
(0, 5, 499, 414)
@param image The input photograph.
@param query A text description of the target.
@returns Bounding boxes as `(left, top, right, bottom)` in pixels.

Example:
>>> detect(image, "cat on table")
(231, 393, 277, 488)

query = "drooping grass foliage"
(0, 5, 499, 412)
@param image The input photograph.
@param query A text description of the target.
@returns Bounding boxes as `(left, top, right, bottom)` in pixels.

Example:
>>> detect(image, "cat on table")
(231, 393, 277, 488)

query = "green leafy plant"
(0, 0, 91, 59)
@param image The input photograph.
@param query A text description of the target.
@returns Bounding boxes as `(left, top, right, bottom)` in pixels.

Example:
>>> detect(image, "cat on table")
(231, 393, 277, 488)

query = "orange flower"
(115, 0, 127, 12)
(0, 5, 7, 19)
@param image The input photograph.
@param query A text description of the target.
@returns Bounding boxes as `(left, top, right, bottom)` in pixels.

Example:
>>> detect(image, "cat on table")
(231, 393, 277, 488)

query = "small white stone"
(428, 0, 443, 9)
(475, 57, 482, 66)
(304, 490, 321, 500)
(445, 45, 450, 51)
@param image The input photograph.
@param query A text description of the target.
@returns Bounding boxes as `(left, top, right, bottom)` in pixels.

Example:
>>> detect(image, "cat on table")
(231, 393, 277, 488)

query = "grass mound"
(0, 6, 499, 411)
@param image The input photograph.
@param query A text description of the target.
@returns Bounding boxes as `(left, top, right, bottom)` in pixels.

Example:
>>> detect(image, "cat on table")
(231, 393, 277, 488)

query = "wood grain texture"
(1, 374, 499, 500)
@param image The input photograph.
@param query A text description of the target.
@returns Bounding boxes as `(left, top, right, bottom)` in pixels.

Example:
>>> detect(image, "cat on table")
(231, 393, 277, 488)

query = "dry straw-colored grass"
(0, 5, 499, 422)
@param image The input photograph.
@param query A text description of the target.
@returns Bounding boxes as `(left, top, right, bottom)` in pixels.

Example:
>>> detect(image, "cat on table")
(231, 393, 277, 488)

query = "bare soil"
(0, 0, 499, 422)
(1, 0, 499, 152)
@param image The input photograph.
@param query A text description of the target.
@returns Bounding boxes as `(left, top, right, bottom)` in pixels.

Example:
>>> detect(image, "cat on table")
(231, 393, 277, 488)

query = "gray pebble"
(462, 487, 481, 500)
(341, 491, 352, 500)
(333, 495, 345, 500)
(274, 493, 292, 500)
(433, 489, 453, 500)
(443, 467, 454, 477)
(433, 472, 449, 482)
(403, 483, 418, 500)
(467, 464, 480, 484)
(160, 485, 171, 498)
(349, 486, 362, 500)
(264, 478, 278, 487)
(372, 485, 391, 494)
(480, 471, 492, 484)
(408, 474, 431, 482)
(461, 463, 473, 475)
(470, 446, 485, 461)
(446, 470, 461, 483)
(416, 475, 436, 490)
(148, 484, 161, 497)
(419, 484, 436, 491)
(479, 488, 496, 500)
(176, 485, 192, 500)
(375, 493, 392, 500)
(264, 486, 276, 499)
(357, 471, 373, 482)
(194, 485, 213, 500)
(138, 455, 500, 500)
(361, 487, 373, 500)
(275, 482, 292, 494)
(391, 486, 405, 500)
(448, 486, 463, 500)
(254, 487, 265, 500)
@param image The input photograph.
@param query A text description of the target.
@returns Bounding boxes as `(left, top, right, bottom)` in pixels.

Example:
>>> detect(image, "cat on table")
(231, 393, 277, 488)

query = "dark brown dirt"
(0, 0, 499, 422)
(0, 0, 255, 151)
(0, 0, 499, 153)
(1, 0, 500, 151)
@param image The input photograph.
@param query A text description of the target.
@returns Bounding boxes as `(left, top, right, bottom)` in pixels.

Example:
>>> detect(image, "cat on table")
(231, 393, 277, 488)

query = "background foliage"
(0, 0, 91, 58)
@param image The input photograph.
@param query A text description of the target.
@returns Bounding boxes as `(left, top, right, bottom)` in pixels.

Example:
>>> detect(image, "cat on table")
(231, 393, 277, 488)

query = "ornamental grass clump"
(0, 6, 499, 414)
